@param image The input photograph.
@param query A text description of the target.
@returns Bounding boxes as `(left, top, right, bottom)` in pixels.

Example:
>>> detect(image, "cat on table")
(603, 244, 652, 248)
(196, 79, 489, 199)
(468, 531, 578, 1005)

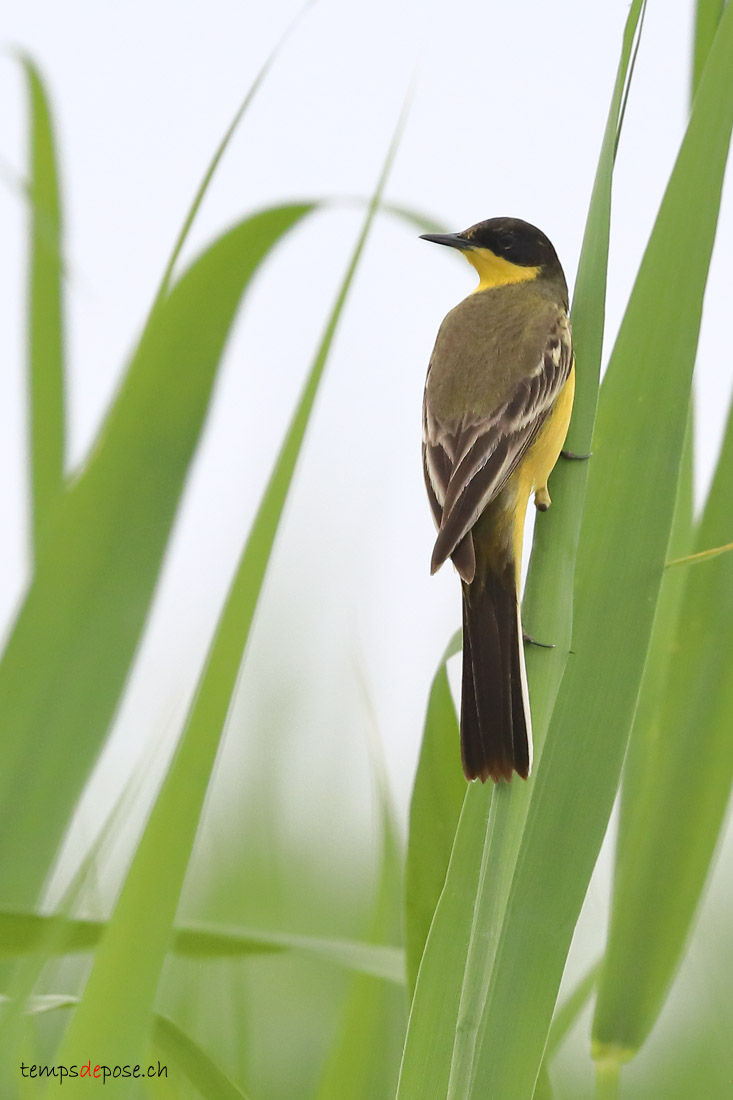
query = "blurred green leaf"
(315, 819, 406, 1100)
(5, 996, 253, 1099)
(532, 961, 600, 1097)
(396, 3, 646, 1096)
(21, 56, 65, 554)
(56, 121, 404, 1072)
(0, 910, 403, 982)
(465, 6, 733, 1096)
(0, 204, 314, 910)
(666, 538, 733, 566)
(404, 630, 462, 995)
(546, 961, 600, 1059)
(152, 1014, 253, 1100)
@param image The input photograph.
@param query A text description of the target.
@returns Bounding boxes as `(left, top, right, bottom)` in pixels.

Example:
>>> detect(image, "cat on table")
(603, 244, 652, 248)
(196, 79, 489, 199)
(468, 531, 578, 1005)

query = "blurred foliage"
(1, 3, 733, 1099)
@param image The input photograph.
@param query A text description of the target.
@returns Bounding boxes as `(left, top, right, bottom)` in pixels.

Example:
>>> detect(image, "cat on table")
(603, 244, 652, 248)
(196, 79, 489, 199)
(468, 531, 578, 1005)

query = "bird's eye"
(498, 232, 514, 252)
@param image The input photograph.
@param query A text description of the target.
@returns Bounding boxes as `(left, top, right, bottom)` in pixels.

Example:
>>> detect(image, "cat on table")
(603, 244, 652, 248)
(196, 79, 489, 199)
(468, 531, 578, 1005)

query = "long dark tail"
(460, 561, 532, 782)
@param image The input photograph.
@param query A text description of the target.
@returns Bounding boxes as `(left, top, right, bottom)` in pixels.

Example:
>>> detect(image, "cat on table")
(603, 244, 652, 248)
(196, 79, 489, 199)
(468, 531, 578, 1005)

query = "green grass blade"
(532, 1066, 555, 1100)
(396, 4, 645, 1096)
(586, 418, 693, 1066)
(404, 630, 462, 995)
(464, 7, 733, 1096)
(0, 910, 403, 982)
(532, 961, 600, 1096)
(153, 4, 309, 305)
(593, 392, 733, 1058)
(0, 204, 313, 910)
(522, 0, 648, 724)
(692, 0, 727, 95)
(55, 123, 404, 1071)
(21, 57, 65, 553)
(396, 789, 490, 1099)
(152, 1014, 253, 1100)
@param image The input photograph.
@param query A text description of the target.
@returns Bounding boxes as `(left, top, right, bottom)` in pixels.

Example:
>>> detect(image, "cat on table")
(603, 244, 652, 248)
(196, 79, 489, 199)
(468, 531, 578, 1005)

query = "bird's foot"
(534, 486, 551, 512)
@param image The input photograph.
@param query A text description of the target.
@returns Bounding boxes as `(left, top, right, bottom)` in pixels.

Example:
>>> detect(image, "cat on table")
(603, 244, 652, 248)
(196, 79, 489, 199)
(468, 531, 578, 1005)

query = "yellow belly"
(510, 364, 576, 567)
(469, 365, 576, 578)
(522, 365, 575, 491)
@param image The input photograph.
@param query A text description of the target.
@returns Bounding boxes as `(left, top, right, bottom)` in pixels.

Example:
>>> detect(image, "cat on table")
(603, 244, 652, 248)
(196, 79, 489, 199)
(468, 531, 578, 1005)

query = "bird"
(421, 217, 574, 783)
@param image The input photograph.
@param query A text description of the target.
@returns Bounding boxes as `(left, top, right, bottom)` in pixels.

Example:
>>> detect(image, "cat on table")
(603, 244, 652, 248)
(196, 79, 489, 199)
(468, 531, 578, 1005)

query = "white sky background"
(0, 0, 731, 890)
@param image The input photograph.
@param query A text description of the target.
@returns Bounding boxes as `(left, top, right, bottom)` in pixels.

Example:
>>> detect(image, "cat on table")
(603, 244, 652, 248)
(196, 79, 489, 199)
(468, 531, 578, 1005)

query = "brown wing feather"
(423, 318, 572, 577)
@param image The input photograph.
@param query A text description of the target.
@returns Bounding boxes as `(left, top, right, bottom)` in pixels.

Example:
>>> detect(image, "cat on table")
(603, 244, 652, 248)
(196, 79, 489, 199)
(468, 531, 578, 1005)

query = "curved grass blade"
(0, 910, 403, 983)
(464, 7, 733, 1096)
(1, 31, 313, 908)
(404, 630, 462, 996)
(20, 56, 65, 554)
(55, 119, 405, 1071)
(152, 1014, 253, 1100)
(153, 2, 311, 306)
(0, 204, 313, 910)
(396, 5, 647, 1097)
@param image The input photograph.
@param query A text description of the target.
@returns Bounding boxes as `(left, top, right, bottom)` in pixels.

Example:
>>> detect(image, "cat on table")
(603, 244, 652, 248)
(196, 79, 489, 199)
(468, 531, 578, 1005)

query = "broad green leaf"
(21, 57, 65, 553)
(0, 204, 313, 910)
(396, 4, 646, 1096)
(404, 630, 462, 995)
(465, 6, 733, 1097)
(532, 1066, 555, 1100)
(56, 124, 403, 1073)
(593, 390, 733, 1058)
(592, 0, 729, 1065)
(0, 910, 403, 983)
(692, 0, 727, 95)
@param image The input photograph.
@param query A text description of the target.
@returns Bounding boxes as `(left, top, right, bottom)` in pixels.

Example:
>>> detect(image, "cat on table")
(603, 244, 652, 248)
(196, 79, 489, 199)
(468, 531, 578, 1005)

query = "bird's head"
(420, 217, 567, 298)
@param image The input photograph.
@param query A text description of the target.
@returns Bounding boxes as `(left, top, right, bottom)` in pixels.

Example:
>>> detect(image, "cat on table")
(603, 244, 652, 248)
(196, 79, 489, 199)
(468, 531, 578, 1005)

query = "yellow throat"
(466, 247, 541, 292)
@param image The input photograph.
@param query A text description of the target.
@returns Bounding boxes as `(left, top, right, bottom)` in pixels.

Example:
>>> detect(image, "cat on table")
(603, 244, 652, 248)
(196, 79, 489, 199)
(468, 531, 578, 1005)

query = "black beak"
(419, 232, 474, 251)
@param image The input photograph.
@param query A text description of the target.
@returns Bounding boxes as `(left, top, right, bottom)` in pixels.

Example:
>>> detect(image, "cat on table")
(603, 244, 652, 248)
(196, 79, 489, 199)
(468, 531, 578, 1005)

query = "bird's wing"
(424, 317, 572, 581)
